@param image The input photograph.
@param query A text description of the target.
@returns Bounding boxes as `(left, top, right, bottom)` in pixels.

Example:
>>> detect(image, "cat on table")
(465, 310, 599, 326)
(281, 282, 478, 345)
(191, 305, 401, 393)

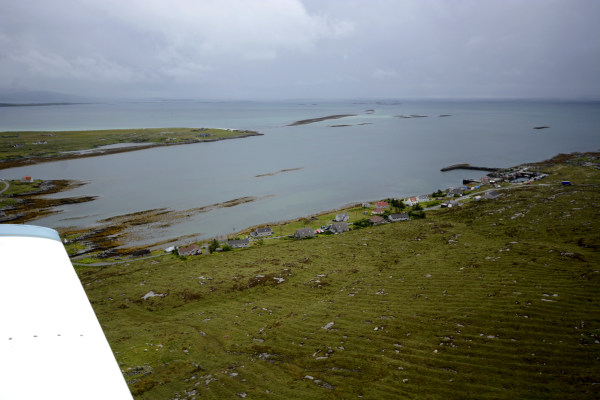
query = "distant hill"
(0, 89, 92, 103)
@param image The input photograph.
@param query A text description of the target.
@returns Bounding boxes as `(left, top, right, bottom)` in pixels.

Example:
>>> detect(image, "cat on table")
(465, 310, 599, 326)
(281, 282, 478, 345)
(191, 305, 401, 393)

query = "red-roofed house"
(376, 201, 389, 208)
(21, 176, 33, 183)
(404, 197, 419, 206)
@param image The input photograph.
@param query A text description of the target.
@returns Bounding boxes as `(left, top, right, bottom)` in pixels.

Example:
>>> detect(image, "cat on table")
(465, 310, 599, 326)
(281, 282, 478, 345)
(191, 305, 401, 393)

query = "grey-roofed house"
(369, 215, 385, 226)
(334, 212, 349, 222)
(330, 222, 349, 234)
(447, 199, 460, 207)
(294, 227, 315, 239)
(389, 213, 409, 222)
(484, 190, 499, 199)
(227, 238, 250, 248)
(441, 199, 460, 208)
(448, 187, 465, 196)
(178, 244, 202, 256)
(251, 227, 273, 237)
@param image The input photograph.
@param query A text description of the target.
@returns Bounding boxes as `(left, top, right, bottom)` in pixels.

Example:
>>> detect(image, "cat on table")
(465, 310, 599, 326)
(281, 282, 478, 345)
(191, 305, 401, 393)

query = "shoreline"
(138, 150, 596, 251)
(5, 151, 597, 260)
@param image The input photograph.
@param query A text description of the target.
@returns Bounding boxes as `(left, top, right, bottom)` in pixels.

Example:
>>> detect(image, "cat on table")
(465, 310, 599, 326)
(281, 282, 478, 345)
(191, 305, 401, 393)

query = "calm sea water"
(1, 100, 599, 244)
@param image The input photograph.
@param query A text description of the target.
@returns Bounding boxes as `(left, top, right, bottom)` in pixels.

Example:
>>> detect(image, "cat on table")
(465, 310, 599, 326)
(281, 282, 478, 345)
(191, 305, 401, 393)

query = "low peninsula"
(0, 127, 262, 169)
(287, 114, 356, 126)
(255, 167, 303, 178)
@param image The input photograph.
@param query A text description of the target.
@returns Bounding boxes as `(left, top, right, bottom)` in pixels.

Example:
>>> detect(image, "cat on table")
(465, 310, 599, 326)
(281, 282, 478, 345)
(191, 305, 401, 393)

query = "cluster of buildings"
(360, 201, 411, 226)
(172, 226, 276, 256)
(166, 171, 526, 257)
(469, 167, 548, 185)
(170, 195, 431, 256)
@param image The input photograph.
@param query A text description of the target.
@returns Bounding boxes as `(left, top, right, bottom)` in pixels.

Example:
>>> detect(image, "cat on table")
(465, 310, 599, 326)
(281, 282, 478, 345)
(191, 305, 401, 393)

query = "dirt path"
(0, 180, 8, 195)
(71, 252, 170, 267)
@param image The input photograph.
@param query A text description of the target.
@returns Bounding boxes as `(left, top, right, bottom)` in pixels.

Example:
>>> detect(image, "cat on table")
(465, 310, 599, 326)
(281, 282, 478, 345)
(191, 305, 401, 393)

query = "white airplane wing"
(0, 224, 132, 399)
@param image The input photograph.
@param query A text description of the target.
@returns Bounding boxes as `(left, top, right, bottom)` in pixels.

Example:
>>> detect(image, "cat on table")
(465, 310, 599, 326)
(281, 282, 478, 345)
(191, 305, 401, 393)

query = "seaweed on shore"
(0, 179, 95, 224)
(62, 196, 269, 256)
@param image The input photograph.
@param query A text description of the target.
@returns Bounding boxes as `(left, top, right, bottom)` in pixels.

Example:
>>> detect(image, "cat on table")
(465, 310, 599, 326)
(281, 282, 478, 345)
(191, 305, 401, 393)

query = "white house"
(389, 213, 409, 222)
(404, 196, 419, 206)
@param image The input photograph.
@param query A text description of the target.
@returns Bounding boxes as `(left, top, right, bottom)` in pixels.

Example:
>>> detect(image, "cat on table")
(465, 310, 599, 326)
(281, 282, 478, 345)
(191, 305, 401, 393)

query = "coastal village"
(153, 164, 551, 259)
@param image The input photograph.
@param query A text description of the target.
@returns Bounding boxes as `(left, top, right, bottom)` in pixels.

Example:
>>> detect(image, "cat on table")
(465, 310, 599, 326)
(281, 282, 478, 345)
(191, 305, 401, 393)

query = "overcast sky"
(1, 0, 599, 100)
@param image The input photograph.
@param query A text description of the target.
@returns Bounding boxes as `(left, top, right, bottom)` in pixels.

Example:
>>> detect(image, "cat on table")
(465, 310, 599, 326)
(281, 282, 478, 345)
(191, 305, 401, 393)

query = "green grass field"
(76, 156, 600, 399)
(0, 127, 260, 165)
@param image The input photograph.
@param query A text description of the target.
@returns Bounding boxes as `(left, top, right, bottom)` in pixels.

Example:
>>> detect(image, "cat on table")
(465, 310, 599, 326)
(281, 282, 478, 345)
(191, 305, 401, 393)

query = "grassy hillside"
(77, 154, 600, 399)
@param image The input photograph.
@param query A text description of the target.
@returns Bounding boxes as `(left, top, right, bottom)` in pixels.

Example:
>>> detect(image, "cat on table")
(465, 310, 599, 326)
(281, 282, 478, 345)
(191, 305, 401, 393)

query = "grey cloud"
(0, 0, 598, 99)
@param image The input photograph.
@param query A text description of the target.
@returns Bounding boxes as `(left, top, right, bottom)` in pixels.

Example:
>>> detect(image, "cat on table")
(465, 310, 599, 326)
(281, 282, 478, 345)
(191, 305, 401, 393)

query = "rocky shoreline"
(60, 195, 271, 257)
(0, 179, 96, 223)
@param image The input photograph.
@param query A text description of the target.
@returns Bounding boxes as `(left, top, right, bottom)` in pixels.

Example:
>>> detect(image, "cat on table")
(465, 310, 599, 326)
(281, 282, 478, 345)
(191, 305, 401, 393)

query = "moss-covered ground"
(75, 153, 600, 399)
